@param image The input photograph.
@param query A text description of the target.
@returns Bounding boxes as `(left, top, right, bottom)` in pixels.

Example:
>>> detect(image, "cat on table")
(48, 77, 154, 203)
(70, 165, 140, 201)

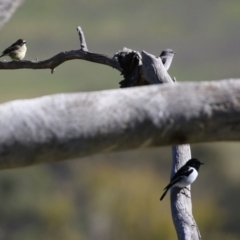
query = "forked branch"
(0, 26, 122, 73)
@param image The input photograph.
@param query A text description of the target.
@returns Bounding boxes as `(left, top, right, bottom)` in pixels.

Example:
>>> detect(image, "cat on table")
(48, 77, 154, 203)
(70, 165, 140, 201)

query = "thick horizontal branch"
(0, 79, 240, 169)
(0, 50, 122, 72)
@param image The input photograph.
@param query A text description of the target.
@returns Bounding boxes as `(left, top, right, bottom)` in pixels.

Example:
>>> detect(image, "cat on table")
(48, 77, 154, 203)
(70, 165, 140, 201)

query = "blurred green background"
(0, 0, 240, 239)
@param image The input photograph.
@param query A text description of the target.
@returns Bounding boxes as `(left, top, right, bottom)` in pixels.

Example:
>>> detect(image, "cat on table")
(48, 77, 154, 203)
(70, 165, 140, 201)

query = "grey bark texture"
(142, 51, 173, 84)
(0, 79, 239, 170)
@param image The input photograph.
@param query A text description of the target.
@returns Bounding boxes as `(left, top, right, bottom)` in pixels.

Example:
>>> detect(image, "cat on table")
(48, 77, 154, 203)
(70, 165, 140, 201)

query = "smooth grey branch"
(0, 79, 240, 169)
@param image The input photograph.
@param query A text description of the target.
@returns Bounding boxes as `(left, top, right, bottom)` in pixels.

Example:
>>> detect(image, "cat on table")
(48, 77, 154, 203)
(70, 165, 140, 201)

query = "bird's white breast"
(11, 44, 27, 60)
(175, 167, 198, 188)
(17, 44, 27, 59)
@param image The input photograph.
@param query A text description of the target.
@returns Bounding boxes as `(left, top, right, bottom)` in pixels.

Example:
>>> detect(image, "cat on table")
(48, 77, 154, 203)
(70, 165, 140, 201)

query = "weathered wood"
(0, 79, 239, 169)
(141, 51, 173, 84)
(171, 145, 201, 240)
(141, 50, 201, 240)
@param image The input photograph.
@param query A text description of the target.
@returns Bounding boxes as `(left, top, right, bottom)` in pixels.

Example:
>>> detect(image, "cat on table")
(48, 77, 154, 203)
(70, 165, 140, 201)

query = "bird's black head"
(160, 49, 176, 57)
(16, 39, 27, 45)
(186, 158, 204, 171)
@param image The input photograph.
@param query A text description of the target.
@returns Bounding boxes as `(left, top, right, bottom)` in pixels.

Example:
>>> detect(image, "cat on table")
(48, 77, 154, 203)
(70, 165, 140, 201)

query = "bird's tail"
(160, 188, 169, 201)
(0, 53, 4, 58)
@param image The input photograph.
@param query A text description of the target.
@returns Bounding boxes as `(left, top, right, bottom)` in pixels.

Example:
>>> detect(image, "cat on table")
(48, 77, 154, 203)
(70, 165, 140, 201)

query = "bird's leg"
(180, 187, 191, 198)
(183, 187, 190, 192)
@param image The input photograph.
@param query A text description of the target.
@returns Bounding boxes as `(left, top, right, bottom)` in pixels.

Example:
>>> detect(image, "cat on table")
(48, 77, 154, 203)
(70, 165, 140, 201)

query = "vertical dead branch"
(140, 51, 201, 239)
(171, 145, 201, 240)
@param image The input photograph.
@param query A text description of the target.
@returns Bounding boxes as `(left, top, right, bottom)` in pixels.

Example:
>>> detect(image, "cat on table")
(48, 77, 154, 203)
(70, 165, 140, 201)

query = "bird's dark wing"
(2, 44, 19, 55)
(171, 165, 193, 182)
(160, 164, 195, 201)
(163, 167, 194, 190)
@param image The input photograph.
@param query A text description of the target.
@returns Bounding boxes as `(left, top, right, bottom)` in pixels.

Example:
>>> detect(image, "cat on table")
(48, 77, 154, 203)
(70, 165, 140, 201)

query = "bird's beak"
(200, 162, 204, 165)
(173, 52, 176, 54)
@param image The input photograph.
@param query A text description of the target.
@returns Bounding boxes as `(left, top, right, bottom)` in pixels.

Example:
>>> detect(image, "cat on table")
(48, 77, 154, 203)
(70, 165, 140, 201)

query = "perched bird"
(0, 39, 27, 60)
(159, 48, 176, 71)
(160, 158, 203, 201)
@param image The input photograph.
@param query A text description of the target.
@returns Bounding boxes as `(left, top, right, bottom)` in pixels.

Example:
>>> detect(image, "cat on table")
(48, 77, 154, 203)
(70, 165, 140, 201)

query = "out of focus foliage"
(0, 0, 240, 239)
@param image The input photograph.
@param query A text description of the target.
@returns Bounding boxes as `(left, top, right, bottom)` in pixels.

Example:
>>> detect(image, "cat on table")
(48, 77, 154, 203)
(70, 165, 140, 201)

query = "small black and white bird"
(159, 48, 176, 71)
(160, 158, 203, 201)
(0, 39, 27, 60)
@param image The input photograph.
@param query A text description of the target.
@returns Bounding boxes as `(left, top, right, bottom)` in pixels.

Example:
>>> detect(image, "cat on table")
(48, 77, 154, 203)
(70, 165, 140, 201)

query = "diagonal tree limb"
(0, 50, 122, 72)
